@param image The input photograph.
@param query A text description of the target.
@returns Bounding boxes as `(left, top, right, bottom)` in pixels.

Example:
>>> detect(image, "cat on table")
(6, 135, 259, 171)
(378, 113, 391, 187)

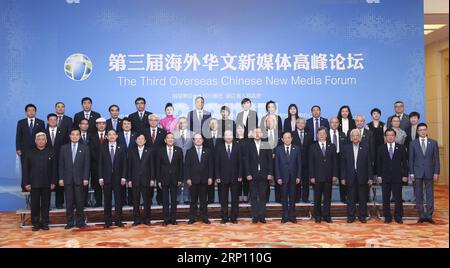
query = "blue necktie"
(389, 144, 394, 160)
(125, 132, 129, 148)
(227, 144, 231, 159)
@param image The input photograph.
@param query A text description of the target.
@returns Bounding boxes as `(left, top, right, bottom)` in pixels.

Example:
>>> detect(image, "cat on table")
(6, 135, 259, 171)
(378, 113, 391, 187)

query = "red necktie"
(152, 129, 156, 144)
(100, 133, 104, 144)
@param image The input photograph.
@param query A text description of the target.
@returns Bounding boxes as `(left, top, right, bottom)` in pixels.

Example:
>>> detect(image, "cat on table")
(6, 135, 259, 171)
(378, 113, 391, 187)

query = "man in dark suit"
(341, 129, 373, 223)
(23, 132, 56, 231)
(235, 98, 258, 139)
(291, 117, 313, 203)
(246, 128, 273, 223)
(306, 105, 329, 142)
(117, 117, 137, 205)
(377, 129, 408, 224)
(144, 114, 167, 205)
(87, 117, 107, 207)
(404, 111, 420, 150)
(309, 127, 338, 223)
(45, 113, 69, 208)
(128, 97, 152, 134)
(78, 118, 91, 146)
(275, 131, 302, 223)
(127, 133, 154, 226)
(203, 118, 223, 204)
(54, 102, 73, 138)
(185, 133, 214, 224)
(156, 133, 183, 226)
(387, 100, 410, 130)
(98, 129, 127, 228)
(409, 123, 440, 224)
(59, 128, 90, 229)
(215, 130, 243, 224)
(16, 104, 45, 190)
(187, 96, 211, 136)
(73, 97, 101, 133)
(106, 104, 123, 133)
(327, 117, 349, 202)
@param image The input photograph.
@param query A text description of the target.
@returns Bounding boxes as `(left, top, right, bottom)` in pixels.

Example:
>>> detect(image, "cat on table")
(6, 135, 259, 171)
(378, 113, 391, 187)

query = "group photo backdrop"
(0, 0, 424, 211)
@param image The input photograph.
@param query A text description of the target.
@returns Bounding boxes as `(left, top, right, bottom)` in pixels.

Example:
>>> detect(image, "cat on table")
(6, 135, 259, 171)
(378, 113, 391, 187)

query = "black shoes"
(281, 219, 288, 223)
(384, 218, 393, 224)
(77, 224, 87, 229)
(315, 218, 321, 223)
(64, 224, 74, 229)
(162, 221, 169, 226)
(324, 217, 332, 223)
(395, 219, 403, 224)
(104, 222, 112, 229)
(202, 219, 211, 224)
(171, 220, 178, 225)
(41, 225, 49, 231)
(259, 219, 267, 224)
(290, 219, 297, 224)
(188, 219, 195, 224)
(427, 218, 436, 224)
(252, 218, 258, 224)
(417, 218, 426, 223)
(220, 219, 228, 224)
(231, 220, 238, 224)
(359, 218, 367, 223)
(115, 222, 124, 227)
(32, 225, 40, 231)
(347, 218, 355, 223)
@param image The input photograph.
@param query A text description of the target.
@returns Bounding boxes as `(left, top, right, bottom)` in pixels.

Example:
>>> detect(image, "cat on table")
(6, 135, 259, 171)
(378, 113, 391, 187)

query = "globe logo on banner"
(64, 53, 93, 81)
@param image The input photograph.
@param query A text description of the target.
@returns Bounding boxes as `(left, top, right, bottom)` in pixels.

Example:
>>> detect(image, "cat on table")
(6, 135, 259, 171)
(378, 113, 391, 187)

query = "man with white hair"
(22, 132, 56, 231)
(353, 114, 375, 175)
(340, 129, 373, 223)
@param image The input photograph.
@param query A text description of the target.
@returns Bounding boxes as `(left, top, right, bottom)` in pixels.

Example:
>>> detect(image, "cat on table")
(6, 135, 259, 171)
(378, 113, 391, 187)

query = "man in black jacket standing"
(99, 129, 127, 228)
(156, 133, 183, 226)
(215, 130, 243, 224)
(59, 129, 90, 229)
(377, 129, 408, 224)
(309, 127, 338, 223)
(185, 133, 214, 224)
(246, 128, 273, 223)
(23, 132, 56, 231)
(127, 133, 154, 226)
(73, 97, 101, 133)
(16, 104, 45, 190)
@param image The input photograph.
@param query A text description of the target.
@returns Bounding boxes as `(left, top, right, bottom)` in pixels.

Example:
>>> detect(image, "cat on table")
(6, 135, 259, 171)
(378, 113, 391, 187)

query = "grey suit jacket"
(173, 129, 194, 160)
(59, 143, 91, 186)
(408, 138, 440, 179)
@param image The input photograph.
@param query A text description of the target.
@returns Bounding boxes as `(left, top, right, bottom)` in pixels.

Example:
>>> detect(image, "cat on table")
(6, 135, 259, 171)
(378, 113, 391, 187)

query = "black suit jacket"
(117, 131, 137, 155)
(156, 146, 183, 186)
(347, 128, 376, 169)
(128, 111, 152, 134)
(308, 142, 338, 182)
(127, 146, 154, 187)
(245, 140, 273, 180)
(376, 143, 408, 183)
(292, 130, 313, 177)
(22, 148, 57, 188)
(73, 111, 101, 133)
(338, 118, 356, 134)
(16, 118, 46, 152)
(56, 115, 73, 137)
(184, 147, 214, 184)
(235, 110, 259, 138)
(89, 132, 107, 176)
(45, 127, 68, 168)
(404, 125, 419, 151)
(98, 143, 127, 185)
(106, 118, 123, 133)
(283, 117, 298, 133)
(144, 127, 167, 149)
(79, 132, 91, 146)
(340, 143, 373, 186)
(59, 143, 90, 186)
(306, 117, 330, 138)
(326, 129, 348, 154)
(215, 142, 243, 184)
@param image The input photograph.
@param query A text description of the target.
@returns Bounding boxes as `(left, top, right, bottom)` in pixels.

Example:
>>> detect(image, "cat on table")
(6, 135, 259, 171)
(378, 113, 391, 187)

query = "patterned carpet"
(0, 185, 448, 248)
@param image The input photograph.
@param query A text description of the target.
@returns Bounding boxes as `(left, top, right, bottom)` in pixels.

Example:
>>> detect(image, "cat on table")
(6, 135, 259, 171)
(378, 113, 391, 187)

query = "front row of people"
(22, 122, 440, 231)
